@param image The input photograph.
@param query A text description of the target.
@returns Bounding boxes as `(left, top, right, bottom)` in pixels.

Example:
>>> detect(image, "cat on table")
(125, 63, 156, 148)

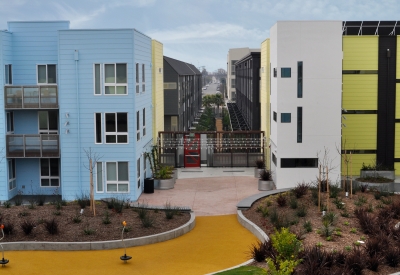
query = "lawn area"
(215, 266, 266, 275)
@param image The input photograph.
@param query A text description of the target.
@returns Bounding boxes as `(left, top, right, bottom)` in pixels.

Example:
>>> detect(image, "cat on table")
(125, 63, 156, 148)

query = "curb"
(2, 212, 195, 251)
(237, 210, 269, 242)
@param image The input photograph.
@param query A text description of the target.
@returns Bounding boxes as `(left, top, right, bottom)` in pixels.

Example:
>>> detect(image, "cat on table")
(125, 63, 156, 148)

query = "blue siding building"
(0, 21, 152, 202)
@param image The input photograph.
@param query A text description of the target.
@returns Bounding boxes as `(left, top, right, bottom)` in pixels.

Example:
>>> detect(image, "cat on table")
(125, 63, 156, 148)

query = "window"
(137, 158, 140, 188)
(231, 78, 235, 88)
(39, 111, 58, 134)
(273, 68, 277, 77)
(143, 155, 147, 180)
(164, 82, 177, 89)
(8, 159, 16, 190)
(136, 63, 139, 93)
(96, 162, 103, 192)
(142, 108, 146, 136)
(281, 158, 318, 168)
(105, 113, 128, 143)
(94, 64, 102, 95)
(136, 111, 140, 141)
(281, 68, 291, 78)
(142, 64, 145, 92)
(281, 113, 291, 123)
(273, 111, 277, 122)
(5, 64, 12, 85)
(297, 107, 302, 143)
(297, 62, 303, 98)
(6, 112, 14, 133)
(95, 113, 102, 143)
(104, 63, 127, 94)
(106, 162, 129, 192)
(40, 158, 60, 187)
(231, 60, 237, 75)
(37, 64, 57, 84)
(272, 153, 277, 166)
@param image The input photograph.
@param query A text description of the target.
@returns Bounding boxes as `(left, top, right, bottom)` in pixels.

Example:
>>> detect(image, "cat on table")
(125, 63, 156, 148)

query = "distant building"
(163, 56, 202, 131)
(226, 48, 260, 102)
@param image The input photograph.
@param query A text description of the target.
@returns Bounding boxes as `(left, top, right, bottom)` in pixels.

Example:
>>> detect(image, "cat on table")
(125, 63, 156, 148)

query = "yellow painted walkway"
(1, 215, 257, 275)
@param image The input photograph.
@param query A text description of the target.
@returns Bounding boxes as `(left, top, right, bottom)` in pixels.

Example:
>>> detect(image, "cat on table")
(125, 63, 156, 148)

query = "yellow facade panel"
(396, 124, 400, 158)
(260, 38, 270, 169)
(342, 75, 377, 110)
(341, 154, 376, 177)
(395, 163, 400, 176)
(397, 83, 400, 119)
(343, 36, 378, 70)
(152, 40, 164, 142)
(342, 114, 377, 150)
(397, 36, 400, 79)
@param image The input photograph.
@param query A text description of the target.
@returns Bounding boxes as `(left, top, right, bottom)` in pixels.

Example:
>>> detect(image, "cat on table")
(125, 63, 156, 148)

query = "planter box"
(154, 178, 175, 190)
(258, 180, 274, 191)
(254, 168, 264, 178)
(353, 180, 394, 192)
(360, 170, 395, 180)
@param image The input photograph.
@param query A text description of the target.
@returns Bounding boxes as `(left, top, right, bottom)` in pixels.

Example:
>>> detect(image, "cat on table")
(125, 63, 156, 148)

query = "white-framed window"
(96, 162, 103, 192)
(142, 108, 146, 136)
(143, 155, 147, 180)
(105, 113, 128, 143)
(136, 111, 140, 141)
(106, 161, 129, 192)
(40, 158, 60, 187)
(95, 113, 102, 144)
(5, 64, 12, 85)
(6, 112, 14, 133)
(104, 63, 127, 95)
(94, 64, 102, 95)
(142, 64, 145, 92)
(8, 159, 16, 191)
(136, 63, 139, 93)
(37, 64, 57, 84)
(38, 111, 58, 134)
(137, 158, 140, 188)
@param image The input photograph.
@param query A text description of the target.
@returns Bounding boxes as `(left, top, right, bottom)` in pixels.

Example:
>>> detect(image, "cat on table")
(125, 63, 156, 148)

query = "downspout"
(74, 50, 81, 190)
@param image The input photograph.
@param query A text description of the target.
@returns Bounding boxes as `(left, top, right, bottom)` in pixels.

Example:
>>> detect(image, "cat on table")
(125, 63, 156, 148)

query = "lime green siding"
(343, 36, 378, 70)
(260, 39, 270, 169)
(342, 75, 377, 110)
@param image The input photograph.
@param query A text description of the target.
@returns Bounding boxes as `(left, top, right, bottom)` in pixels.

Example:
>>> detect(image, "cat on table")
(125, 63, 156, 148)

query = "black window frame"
(281, 67, 291, 78)
(297, 61, 303, 98)
(281, 158, 318, 168)
(281, 113, 291, 123)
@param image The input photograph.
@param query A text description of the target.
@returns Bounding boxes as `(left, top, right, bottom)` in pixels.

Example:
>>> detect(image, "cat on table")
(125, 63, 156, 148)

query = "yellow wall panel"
(396, 124, 400, 158)
(397, 83, 400, 118)
(260, 38, 270, 169)
(343, 36, 378, 70)
(395, 163, 400, 176)
(397, 36, 400, 79)
(341, 154, 376, 177)
(152, 40, 164, 142)
(342, 75, 377, 110)
(342, 114, 377, 150)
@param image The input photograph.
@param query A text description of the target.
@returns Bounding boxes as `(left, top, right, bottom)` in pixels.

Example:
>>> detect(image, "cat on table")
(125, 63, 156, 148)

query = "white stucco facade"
(269, 21, 342, 188)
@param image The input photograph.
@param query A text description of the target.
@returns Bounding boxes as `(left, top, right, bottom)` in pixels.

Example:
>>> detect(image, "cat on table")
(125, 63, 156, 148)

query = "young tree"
(83, 148, 102, 216)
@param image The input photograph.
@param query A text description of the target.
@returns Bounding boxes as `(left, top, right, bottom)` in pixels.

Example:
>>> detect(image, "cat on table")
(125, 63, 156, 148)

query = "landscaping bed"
(0, 199, 190, 243)
(242, 184, 400, 274)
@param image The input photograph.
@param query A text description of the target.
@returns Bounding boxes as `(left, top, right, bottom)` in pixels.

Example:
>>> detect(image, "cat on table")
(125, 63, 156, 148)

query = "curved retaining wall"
(2, 212, 195, 251)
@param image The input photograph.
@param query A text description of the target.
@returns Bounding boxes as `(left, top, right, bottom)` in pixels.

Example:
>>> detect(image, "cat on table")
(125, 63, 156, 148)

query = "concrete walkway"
(139, 167, 263, 216)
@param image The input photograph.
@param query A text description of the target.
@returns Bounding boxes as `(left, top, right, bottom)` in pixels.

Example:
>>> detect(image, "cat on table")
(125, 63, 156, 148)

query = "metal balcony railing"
(6, 134, 60, 158)
(4, 85, 58, 109)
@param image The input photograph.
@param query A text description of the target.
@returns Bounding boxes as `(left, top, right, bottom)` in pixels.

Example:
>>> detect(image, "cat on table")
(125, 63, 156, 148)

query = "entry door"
(184, 134, 201, 167)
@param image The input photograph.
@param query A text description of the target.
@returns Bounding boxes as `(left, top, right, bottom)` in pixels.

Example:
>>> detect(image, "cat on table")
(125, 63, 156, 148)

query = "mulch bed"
(0, 201, 190, 242)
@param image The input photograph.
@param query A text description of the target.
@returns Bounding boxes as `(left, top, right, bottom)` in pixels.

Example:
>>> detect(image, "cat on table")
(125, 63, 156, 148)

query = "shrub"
(360, 183, 369, 193)
(102, 210, 111, 224)
(303, 221, 312, 233)
(36, 194, 46, 206)
(164, 202, 178, 219)
(254, 159, 265, 169)
(21, 220, 35, 235)
(381, 196, 393, 205)
(44, 218, 58, 235)
(266, 258, 300, 275)
(296, 204, 307, 217)
(270, 227, 302, 260)
(19, 211, 30, 217)
(322, 212, 337, 226)
(3, 222, 14, 235)
(320, 220, 334, 237)
(3, 201, 11, 208)
(76, 192, 90, 208)
(53, 210, 61, 216)
(354, 208, 378, 235)
(292, 182, 309, 198)
(72, 214, 82, 224)
(384, 246, 400, 267)
(345, 246, 365, 275)
(333, 197, 344, 210)
(341, 209, 350, 218)
(269, 208, 290, 229)
(289, 196, 298, 209)
(329, 183, 341, 199)
(84, 227, 95, 235)
(297, 246, 329, 274)
(256, 205, 269, 217)
(248, 240, 275, 262)
(14, 193, 23, 206)
(54, 200, 63, 210)
(259, 169, 272, 181)
(141, 214, 154, 228)
(276, 194, 287, 207)
(108, 198, 124, 213)
(366, 254, 381, 272)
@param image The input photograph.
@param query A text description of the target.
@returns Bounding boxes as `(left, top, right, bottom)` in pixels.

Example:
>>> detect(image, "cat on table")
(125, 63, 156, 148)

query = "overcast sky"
(1, 0, 399, 72)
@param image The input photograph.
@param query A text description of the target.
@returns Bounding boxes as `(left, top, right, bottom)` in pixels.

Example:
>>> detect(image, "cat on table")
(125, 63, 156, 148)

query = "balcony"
(5, 86, 58, 109)
(6, 134, 60, 158)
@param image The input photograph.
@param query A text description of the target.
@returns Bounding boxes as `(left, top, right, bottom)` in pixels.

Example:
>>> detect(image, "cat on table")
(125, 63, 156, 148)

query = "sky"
(0, 0, 399, 72)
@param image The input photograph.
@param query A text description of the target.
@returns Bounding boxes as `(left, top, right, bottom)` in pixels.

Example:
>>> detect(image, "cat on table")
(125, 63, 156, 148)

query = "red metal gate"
(184, 134, 201, 167)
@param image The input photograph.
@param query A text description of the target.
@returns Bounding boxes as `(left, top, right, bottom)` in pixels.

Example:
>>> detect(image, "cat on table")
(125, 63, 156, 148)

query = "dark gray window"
(273, 68, 277, 77)
(40, 159, 60, 186)
(281, 113, 291, 123)
(95, 113, 102, 143)
(281, 158, 318, 168)
(272, 153, 277, 166)
(94, 64, 101, 94)
(273, 111, 277, 122)
(297, 107, 302, 143)
(38, 64, 56, 84)
(297, 62, 302, 98)
(5, 64, 12, 85)
(105, 113, 128, 143)
(281, 68, 291, 78)
(137, 111, 140, 141)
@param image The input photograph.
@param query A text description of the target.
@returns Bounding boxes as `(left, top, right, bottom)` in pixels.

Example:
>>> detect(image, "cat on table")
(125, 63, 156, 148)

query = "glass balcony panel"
(25, 135, 41, 157)
(5, 87, 23, 108)
(40, 86, 58, 108)
(23, 87, 39, 108)
(6, 134, 59, 158)
(5, 85, 58, 109)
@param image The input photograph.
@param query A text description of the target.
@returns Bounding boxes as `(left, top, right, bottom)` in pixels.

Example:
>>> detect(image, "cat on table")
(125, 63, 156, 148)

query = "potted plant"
(360, 162, 395, 180)
(254, 159, 265, 178)
(258, 170, 274, 191)
(154, 165, 175, 190)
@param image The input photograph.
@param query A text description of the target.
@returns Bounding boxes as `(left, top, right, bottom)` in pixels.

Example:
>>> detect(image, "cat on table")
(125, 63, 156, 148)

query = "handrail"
(6, 134, 60, 158)
(4, 85, 58, 109)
